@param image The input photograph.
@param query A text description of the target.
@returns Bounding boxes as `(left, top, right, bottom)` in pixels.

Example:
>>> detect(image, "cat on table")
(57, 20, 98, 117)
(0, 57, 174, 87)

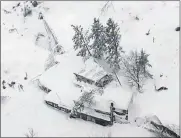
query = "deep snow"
(1, 1, 179, 137)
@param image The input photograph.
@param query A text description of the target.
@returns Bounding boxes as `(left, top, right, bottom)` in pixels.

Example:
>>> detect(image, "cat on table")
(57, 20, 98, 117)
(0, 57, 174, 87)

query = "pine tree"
(90, 18, 107, 59)
(71, 25, 91, 57)
(105, 18, 123, 72)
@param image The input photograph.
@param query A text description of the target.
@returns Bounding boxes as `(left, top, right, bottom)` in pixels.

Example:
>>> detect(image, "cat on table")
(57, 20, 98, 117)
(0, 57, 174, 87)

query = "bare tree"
(24, 128, 37, 137)
(121, 50, 152, 92)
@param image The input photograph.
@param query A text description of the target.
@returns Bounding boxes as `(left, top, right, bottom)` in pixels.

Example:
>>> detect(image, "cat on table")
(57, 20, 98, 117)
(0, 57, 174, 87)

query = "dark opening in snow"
(175, 27, 180, 31)
(157, 87, 168, 91)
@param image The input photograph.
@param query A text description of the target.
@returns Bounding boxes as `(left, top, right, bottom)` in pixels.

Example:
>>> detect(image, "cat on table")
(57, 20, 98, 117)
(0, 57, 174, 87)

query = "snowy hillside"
(1, 1, 179, 137)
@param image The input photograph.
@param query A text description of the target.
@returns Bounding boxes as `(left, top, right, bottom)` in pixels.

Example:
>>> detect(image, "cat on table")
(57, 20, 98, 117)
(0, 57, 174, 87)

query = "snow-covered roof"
(81, 107, 110, 121)
(45, 90, 74, 110)
(45, 81, 132, 113)
(40, 55, 132, 115)
(73, 79, 98, 91)
(39, 53, 84, 108)
(73, 77, 132, 111)
(91, 84, 133, 112)
(78, 58, 108, 82)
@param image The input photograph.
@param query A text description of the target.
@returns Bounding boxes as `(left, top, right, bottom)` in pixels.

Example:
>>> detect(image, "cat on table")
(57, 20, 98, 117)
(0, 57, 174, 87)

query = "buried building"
(73, 58, 113, 88)
(37, 57, 133, 126)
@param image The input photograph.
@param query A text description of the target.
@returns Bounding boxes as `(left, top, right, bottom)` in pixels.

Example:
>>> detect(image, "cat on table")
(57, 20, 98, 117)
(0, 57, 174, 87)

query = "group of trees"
(72, 18, 152, 92)
(72, 18, 123, 72)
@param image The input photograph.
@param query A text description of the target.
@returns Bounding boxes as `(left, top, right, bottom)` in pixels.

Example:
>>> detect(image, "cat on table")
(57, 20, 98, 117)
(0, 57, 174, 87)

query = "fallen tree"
(150, 121, 180, 138)
(136, 115, 180, 138)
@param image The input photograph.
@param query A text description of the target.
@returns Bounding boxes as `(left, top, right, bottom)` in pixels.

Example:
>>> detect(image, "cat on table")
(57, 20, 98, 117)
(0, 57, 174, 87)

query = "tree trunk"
(82, 37, 92, 56)
(137, 83, 140, 90)
(113, 71, 122, 86)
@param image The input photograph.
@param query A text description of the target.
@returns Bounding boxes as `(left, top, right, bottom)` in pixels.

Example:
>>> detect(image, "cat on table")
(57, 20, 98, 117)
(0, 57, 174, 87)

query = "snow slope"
(1, 1, 179, 137)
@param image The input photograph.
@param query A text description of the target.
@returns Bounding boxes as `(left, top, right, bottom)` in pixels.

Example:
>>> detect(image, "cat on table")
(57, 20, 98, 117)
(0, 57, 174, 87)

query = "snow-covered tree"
(44, 53, 57, 71)
(71, 25, 92, 57)
(72, 91, 95, 113)
(139, 48, 153, 78)
(71, 19, 123, 86)
(105, 18, 123, 72)
(121, 50, 152, 92)
(90, 18, 107, 59)
(43, 19, 64, 55)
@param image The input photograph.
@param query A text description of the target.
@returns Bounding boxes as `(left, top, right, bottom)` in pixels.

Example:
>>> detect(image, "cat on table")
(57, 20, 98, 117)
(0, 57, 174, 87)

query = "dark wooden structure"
(95, 74, 113, 87)
(45, 98, 129, 126)
(70, 111, 111, 126)
(74, 73, 95, 85)
(74, 73, 113, 88)
(45, 100, 71, 113)
(45, 98, 113, 126)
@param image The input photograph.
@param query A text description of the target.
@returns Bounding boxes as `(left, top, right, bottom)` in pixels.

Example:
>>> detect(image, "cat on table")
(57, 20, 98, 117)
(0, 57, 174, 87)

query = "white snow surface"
(1, 1, 179, 137)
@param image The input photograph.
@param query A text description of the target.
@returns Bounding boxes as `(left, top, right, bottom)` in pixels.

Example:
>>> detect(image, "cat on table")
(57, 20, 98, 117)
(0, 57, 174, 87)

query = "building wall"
(96, 74, 113, 87)
(45, 100, 111, 126)
(45, 100, 128, 126)
(45, 100, 71, 113)
(74, 73, 95, 85)
(79, 112, 111, 126)
(74, 73, 113, 88)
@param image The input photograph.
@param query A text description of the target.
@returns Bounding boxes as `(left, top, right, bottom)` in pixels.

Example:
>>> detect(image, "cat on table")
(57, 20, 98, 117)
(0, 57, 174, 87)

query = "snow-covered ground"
(1, 1, 179, 137)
